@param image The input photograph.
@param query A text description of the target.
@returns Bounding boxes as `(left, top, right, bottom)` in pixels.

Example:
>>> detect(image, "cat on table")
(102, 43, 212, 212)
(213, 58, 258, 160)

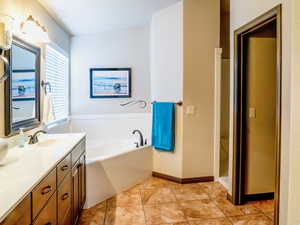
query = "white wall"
(70, 26, 151, 115)
(229, 0, 292, 224)
(151, 2, 183, 102)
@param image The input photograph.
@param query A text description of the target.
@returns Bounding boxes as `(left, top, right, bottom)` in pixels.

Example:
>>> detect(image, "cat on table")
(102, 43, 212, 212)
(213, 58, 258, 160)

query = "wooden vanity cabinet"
(0, 138, 86, 225)
(33, 194, 57, 225)
(72, 142, 86, 225)
(0, 195, 31, 225)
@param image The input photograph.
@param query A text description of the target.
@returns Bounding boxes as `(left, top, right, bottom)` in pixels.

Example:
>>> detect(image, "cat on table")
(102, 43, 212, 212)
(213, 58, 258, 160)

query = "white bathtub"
(85, 141, 152, 208)
(69, 114, 153, 208)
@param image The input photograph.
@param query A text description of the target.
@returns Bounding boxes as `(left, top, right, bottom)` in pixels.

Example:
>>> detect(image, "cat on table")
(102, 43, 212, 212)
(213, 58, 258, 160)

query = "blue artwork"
(12, 70, 36, 101)
(90, 68, 131, 98)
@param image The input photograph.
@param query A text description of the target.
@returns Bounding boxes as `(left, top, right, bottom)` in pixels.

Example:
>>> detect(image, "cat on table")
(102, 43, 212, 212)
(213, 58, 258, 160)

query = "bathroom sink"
(35, 139, 58, 148)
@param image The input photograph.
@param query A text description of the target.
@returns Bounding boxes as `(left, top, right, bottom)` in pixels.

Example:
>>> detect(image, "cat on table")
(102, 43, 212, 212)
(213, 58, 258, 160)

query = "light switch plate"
(249, 107, 256, 118)
(186, 105, 195, 115)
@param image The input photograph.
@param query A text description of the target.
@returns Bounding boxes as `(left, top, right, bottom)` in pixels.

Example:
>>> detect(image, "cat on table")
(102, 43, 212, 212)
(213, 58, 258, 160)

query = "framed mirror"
(4, 36, 41, 136)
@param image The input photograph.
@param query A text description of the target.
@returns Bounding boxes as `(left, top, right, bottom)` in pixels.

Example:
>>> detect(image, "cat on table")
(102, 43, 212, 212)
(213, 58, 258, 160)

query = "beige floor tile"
(189, 218, 232, 225)
(78, 201, 107, 225)
(237, 204, 263, 215)
(144, 202, 186, 225)
(199, 182, 228, 200)
(265, 211, 275, 221)
(179, 199, 225, 221)
(141, 187, 176, 205)
(172, 185, 210, 201)
(214, 199, 244, 217)
(229, 214, 273, 225)
(141, 177, 169, 189)
(107, 189, 142, 208)
(105, 206, 146, 225)
(157, 223, 189, 225)
(248, 200, 275, 213)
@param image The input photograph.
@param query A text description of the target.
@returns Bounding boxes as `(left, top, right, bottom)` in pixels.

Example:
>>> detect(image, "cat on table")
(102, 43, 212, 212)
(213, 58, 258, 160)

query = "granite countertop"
(0, 133, 86, 222)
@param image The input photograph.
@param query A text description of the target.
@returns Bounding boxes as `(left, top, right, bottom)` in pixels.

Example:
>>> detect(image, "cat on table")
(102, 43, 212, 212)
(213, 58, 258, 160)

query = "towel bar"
(151, 101, 183, 106)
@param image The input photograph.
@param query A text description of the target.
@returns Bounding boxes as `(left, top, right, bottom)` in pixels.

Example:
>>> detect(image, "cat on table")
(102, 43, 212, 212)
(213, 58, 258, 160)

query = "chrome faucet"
(132, 130, 145, 147)
(28, 130, 47, 145)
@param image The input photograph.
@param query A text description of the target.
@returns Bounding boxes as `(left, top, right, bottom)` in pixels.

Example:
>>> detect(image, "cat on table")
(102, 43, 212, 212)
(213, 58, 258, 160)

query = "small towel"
(42, 93, 56, 125)
(151, 102, 175, 152)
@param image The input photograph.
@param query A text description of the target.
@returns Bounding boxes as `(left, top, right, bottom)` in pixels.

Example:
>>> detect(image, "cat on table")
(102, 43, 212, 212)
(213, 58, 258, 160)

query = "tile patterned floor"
(78, 177, 274, 225)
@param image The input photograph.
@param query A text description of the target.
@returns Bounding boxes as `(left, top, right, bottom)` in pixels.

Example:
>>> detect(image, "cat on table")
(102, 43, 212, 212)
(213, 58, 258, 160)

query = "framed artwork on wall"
(90, 68, 132, 98)
(12, 69, 36, 101)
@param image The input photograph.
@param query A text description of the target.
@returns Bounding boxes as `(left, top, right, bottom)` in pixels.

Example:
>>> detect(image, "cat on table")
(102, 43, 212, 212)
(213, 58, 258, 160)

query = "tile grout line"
(103, 200, 109, 225)
(169, 184, 191, 224)
(139, 186, 150, 225)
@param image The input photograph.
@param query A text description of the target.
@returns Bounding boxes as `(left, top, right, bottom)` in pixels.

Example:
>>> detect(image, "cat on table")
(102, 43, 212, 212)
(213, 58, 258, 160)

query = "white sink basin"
(35, 139, 58, 148)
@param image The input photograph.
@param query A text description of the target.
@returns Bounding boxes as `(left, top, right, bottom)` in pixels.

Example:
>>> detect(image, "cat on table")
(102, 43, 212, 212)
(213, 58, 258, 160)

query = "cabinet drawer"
(32, 168, 57, 219)
(57, 173, 72, 224)
(57, 154, 71, 185)
(0, 194, 31, 225)
(71, 139, 85, 166)
(33, 194, 57, 225)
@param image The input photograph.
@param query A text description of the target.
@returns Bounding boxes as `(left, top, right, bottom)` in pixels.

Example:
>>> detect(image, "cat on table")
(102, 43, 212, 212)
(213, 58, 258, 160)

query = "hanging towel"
(42, 93, 56, 125)
(152, 102, 175, 152)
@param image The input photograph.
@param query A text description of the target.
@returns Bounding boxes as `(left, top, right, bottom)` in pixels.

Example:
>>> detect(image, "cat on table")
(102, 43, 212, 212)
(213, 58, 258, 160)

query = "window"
(45, 45, 69, 122)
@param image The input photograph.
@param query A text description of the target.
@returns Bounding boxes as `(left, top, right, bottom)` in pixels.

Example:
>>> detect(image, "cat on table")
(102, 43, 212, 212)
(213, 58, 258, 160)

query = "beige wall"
(182, 0, 220, 178)
(0, 0, 70, 139)
(151, 0, 220, 178)
(229, 0, 294, 224)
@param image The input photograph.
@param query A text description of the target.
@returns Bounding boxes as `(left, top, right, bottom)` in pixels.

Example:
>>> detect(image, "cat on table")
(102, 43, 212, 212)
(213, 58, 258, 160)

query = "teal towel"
(152, 102, 175, 152)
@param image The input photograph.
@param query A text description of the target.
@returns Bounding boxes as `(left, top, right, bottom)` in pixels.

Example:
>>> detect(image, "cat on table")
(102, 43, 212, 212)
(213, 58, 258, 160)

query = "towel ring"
(41, 80, 52, 95)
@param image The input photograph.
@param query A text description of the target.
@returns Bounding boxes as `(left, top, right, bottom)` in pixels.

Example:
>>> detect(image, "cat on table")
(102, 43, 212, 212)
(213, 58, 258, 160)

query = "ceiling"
(38, 0, 180, 36)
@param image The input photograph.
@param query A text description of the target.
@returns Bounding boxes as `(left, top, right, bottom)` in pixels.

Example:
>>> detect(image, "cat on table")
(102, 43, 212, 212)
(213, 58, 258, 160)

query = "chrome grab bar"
(120, 100, 147, 109)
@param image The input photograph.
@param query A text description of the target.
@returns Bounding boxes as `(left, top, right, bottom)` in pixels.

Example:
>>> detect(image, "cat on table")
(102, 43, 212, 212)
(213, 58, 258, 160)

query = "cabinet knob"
(45, 223, 52, 225)
(61, 165, 69, 171)
(62, 193, 69, 200)
(41, 185, 52, 195)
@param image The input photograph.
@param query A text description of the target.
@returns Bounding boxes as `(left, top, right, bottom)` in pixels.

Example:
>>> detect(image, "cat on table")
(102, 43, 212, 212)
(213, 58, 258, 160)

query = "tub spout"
(132, 130, 144, 147)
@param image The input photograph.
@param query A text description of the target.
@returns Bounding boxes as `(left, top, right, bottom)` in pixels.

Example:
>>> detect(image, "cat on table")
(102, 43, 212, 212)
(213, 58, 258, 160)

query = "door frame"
(232, 5, 282, 225)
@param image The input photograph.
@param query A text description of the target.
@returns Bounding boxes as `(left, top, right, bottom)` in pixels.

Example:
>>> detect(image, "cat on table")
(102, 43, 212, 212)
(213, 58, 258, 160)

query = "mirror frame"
(4, 36, 41, 136)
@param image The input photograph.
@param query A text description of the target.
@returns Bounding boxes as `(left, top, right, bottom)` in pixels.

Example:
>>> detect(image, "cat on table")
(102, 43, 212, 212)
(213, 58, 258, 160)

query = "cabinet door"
(0, 195, 31, 225)
(79, 154, 86, 211)
(72, 161, 80, 225)
(33, 194, 57, 225)
(58, 173, 72, 225)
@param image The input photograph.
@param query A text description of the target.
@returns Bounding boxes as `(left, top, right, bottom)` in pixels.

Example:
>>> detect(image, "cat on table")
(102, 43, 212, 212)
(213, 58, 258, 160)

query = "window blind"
(45, 45, 69, 122)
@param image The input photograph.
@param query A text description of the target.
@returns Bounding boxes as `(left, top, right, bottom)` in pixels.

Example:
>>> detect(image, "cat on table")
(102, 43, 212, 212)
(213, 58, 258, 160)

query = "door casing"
(232, 5, 282, 225)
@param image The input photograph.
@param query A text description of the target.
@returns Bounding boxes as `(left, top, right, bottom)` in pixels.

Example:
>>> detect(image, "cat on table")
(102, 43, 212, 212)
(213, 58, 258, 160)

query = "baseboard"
(244, 192, 274, 202)
(227, 193, 233, 203)
(152, 171, 214, 184)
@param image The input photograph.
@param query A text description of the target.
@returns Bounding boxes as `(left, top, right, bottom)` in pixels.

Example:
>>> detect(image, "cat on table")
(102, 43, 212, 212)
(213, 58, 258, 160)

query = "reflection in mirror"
(11, 44, 36, 123)
(4, 36, 41, 136)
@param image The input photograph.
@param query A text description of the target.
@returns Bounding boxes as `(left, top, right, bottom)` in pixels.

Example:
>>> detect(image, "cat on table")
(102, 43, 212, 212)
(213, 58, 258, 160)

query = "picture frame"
(11, 69, 36, 101)
(90, 68, 131, 98)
